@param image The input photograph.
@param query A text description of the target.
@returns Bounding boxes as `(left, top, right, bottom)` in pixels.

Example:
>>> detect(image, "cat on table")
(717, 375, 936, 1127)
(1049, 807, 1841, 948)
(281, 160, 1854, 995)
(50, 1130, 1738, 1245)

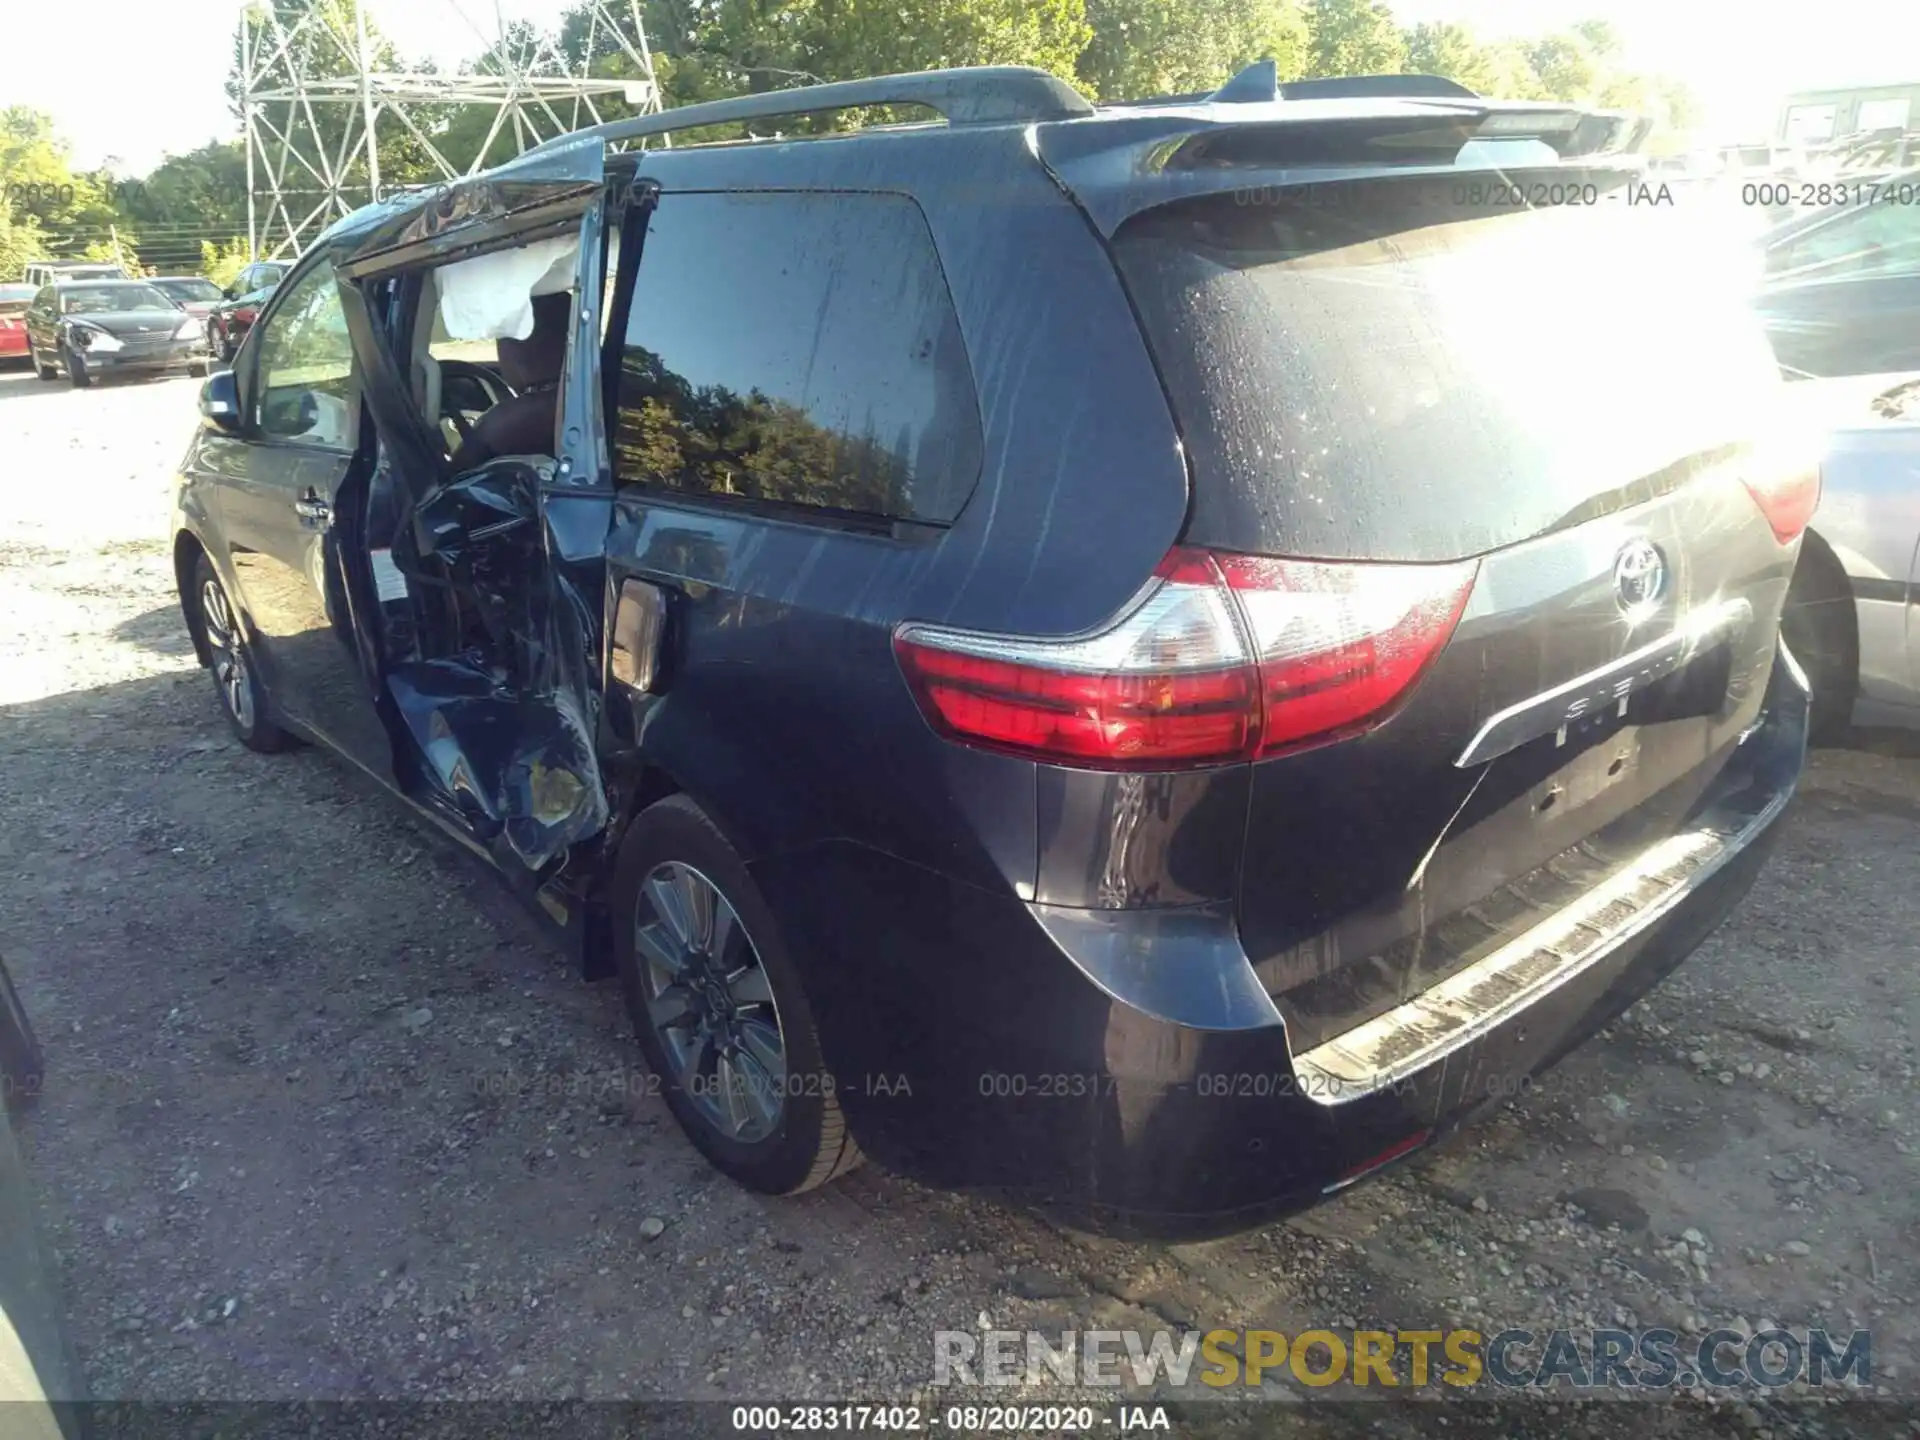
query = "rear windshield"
(1113, 170, 1781, 562)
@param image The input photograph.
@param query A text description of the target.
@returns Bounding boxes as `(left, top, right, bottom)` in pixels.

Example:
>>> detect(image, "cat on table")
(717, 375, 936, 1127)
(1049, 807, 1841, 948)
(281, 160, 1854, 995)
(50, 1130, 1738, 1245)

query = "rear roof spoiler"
(1099, 61, 1651, 159)
(1111, 64, 1483, 110)
(1232, 61, 1482, 104)
(1040, 70, 1657, 238)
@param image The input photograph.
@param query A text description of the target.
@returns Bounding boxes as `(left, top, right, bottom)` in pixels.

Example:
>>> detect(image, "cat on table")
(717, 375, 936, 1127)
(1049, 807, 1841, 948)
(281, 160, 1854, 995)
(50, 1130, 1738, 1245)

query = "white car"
(1778, 371, 1920, 736)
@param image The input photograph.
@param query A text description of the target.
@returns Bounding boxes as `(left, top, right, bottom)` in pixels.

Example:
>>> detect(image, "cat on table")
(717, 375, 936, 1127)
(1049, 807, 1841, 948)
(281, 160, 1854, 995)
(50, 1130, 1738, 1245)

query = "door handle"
(294, 493, 331, 523)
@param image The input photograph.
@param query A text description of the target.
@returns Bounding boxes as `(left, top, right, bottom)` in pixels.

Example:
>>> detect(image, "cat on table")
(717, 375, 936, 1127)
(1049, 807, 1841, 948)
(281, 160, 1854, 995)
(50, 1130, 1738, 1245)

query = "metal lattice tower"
(238, 0, 663, 261)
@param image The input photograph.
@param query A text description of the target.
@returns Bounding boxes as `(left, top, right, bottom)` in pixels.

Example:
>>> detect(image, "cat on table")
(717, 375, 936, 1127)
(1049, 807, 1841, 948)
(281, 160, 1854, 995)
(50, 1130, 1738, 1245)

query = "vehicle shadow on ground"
(109, 603, 197, 660)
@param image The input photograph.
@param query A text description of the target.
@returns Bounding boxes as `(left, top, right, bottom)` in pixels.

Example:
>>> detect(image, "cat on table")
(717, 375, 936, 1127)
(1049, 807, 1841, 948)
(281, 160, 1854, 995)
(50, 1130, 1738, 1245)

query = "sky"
(4, 0, 1918, 175)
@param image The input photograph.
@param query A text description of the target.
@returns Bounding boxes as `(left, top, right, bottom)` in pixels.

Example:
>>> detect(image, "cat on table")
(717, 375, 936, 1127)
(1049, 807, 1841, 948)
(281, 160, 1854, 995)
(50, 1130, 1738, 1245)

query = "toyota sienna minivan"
(171, 62, 1816, 1234)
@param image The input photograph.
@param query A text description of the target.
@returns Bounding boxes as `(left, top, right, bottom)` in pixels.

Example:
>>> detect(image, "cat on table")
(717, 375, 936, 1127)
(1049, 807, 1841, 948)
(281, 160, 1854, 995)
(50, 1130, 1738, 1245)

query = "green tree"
(0, 209, 50, 282)
(797, 0, 1090, 84)
(114, 140, 251, 274)
(1523, 32, 1597, 102)
(0, 108, 123, 257)
(1302, 0, 1406, 77)
(1076, 0, 1306, 101)
(1403, 21, 1540, 98)
(201, 237, 255, 289)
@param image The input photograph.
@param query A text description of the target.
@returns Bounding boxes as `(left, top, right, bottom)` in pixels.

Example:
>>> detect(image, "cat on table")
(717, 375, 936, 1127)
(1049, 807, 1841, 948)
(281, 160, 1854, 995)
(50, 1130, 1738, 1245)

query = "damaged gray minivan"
(173, 65, 1812, 1234)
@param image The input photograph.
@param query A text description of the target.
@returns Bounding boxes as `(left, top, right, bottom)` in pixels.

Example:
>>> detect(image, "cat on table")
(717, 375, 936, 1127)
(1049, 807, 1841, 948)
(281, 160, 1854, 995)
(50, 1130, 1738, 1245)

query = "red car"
(0, 284, 34, 364)
(207, 261, 290, 363)
(149, 276, 225, 324)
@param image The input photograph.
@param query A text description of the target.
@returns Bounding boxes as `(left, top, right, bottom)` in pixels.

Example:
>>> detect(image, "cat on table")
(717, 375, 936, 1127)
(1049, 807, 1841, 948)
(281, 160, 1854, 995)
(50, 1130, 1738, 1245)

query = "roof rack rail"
(522, 65, 1093, 157)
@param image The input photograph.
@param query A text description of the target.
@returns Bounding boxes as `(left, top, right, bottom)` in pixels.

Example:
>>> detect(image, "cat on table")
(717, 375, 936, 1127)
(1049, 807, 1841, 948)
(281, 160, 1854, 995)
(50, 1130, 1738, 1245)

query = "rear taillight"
(1216, 554, 1479, 755)
(1742, 466, 1821, 544)
(893, 547, 1476, 770)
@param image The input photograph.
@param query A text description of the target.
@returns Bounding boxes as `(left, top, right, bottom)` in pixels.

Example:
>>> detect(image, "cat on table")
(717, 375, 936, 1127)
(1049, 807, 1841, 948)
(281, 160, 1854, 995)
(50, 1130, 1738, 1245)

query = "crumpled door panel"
(386, 456, 608, 871)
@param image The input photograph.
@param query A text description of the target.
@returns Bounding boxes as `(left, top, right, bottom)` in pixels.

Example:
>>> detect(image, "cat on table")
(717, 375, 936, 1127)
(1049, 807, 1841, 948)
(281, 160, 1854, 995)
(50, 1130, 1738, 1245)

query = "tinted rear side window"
(1113, 172, 1781, 562)
(612, 191, 982, 525)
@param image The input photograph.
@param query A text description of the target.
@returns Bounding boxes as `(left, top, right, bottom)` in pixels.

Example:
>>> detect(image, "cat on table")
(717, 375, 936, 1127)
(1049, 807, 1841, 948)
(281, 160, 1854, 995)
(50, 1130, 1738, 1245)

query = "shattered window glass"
(611, 191, 983, 526)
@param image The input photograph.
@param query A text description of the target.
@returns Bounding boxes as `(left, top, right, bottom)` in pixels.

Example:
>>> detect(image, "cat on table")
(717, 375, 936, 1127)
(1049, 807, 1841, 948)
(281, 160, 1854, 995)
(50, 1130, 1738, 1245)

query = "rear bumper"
(757, 652, 1807, 1236)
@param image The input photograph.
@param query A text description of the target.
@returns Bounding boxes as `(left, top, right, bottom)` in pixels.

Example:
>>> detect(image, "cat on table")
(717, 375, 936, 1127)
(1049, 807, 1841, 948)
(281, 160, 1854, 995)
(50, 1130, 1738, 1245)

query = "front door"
(322, 138, 615, 873)
(213, 256, 394, 779)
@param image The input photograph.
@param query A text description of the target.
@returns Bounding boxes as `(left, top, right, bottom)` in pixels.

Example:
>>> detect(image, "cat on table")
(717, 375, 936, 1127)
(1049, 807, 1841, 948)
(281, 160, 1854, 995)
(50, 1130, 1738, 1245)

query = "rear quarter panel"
(600, 126, 1193, 883)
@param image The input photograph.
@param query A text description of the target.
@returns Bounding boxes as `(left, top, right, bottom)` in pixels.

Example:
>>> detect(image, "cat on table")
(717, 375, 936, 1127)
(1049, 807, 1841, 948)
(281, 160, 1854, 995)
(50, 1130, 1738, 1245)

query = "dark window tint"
(613, 191, 982, 525)
(1113, 171, 1781, 562)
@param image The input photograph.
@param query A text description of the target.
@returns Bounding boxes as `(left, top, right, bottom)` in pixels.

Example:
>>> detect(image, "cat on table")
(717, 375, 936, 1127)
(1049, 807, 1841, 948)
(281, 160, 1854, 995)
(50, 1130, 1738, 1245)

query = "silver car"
(1780, 371, 1920, 737)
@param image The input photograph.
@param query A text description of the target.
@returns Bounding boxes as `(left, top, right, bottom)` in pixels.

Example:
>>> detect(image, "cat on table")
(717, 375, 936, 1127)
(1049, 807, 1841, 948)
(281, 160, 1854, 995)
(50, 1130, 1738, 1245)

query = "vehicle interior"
(342, 224, 606, 868)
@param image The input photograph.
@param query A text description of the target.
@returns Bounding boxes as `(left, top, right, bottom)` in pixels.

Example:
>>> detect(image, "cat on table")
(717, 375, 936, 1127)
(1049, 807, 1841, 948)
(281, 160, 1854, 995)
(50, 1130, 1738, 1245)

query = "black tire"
(63, 346, 91, 389)
(1781, 535, 1858, 746)
(610, 794, 862, 1196)
(0, 955, 44, 1117)
(190, 552, 294, 753)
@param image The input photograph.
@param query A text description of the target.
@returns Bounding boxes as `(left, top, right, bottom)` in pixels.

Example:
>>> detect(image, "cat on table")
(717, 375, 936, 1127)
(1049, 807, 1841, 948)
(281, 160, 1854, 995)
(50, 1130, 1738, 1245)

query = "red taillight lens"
(1742, 466, 1821, 544)
(893, 547, 1477, 769)
(1218, 555, 1478, 756)
(894, 550, 1259, 769)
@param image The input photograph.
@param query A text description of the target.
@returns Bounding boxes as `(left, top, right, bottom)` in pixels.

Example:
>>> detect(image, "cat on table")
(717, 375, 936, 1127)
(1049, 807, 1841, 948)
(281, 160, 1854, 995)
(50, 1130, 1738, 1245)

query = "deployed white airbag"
(436, 236, 577, 342)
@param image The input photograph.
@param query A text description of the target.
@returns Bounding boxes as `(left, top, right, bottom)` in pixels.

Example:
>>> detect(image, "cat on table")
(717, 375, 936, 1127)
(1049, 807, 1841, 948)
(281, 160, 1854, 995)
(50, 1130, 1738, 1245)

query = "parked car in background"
(25, 279, 210, 388)
(172, 63, 1812, 1235)
(1776, 371, 1920, 737)
(208, 281, 282, 364)
(0, 285, 35, 366)
(226, 261, 290, 299)
(1756, 172, 1920, 378)
(149, 276, 225, 324)
(20, 260, 127, 290)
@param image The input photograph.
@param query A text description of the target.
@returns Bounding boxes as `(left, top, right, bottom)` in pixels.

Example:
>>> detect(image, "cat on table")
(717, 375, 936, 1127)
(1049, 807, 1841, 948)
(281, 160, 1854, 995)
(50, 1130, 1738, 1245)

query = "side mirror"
(199, 370, 241, 433)
(221, 286, 237, 300)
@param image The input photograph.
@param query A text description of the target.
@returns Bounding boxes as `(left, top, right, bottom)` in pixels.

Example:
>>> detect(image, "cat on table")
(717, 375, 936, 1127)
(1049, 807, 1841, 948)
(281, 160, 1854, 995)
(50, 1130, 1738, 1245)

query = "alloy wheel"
(199, 577, 254, 731)
(634, 861, 787, 1143)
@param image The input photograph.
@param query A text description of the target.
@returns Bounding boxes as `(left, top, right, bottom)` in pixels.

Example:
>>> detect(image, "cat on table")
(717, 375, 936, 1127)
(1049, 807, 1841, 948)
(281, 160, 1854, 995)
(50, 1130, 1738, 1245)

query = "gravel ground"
(1, 366, 1917, 1439)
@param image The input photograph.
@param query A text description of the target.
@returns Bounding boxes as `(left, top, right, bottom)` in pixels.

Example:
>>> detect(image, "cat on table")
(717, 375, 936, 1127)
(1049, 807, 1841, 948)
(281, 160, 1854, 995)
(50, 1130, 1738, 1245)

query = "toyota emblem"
(1614, 539, 1667, 612)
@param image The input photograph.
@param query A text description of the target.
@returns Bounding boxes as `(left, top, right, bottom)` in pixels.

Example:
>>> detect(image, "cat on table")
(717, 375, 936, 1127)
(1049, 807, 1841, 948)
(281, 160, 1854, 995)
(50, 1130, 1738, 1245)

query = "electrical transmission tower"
(237, 0, 663, 262)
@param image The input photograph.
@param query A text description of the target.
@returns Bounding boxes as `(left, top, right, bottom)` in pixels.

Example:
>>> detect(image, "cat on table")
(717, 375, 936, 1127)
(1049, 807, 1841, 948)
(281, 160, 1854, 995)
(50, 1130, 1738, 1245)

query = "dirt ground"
(1, 366, 1916, 1439)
